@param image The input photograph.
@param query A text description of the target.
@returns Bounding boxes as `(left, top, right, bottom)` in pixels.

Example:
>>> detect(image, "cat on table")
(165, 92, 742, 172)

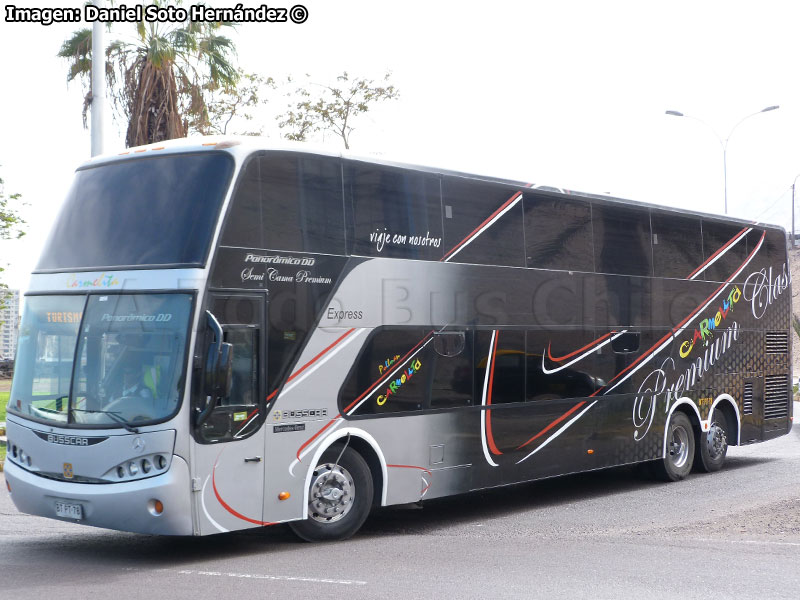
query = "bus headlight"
(104, 453, 172, 482)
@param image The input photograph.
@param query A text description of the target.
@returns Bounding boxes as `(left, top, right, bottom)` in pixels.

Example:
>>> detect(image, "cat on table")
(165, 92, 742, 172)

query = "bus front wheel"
(289, 445, 373, 542)
(655, 412, 695, 482)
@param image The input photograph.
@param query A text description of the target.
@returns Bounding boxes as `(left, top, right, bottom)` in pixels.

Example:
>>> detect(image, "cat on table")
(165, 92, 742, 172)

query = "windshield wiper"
(70, 408, 140, 433)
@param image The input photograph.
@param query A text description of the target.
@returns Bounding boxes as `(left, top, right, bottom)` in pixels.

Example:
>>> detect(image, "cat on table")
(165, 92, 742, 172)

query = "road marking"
(177, 569, 367, 586)
(696, 538, 800, 547)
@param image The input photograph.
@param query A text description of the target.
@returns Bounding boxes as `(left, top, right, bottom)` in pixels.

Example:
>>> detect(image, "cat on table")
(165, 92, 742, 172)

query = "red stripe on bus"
(592, 231, 765, 397)
(267, 328, 356, 402)
(212, 462, 276, 526)
(297, 332, 434, 462)
(485, 331, 503, 456)
(441, 191, 522, 262)
(516, 401, 587, 450)
(296, 416, 341, 461)
(341, 331, 433, 415)
(546, 331, 617, 363)
(686, 227, 749, 279)
(387, 464, 433, 494)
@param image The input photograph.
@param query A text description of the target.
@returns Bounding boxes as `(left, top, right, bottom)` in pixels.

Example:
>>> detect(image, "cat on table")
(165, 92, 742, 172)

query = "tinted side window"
(593, 204, 652, 277)
(441, 178, 525, 267)
(345, 163, 443, 259)
(221, 153, 345, 254)
(340, 328, 432, 415)
(220, 158, 263, 249)
(701, 220, 749, 282)
(429, 331, 473, 409)
(526, 329, 602, 401)
(525, 194, 593, 271)
(651, 213, 704, 279)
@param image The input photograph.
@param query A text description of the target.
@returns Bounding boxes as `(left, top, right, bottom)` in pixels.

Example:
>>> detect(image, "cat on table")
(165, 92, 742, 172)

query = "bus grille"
(765, 331, 789, 354)
(764, 375, 789, 420)
(742, 382, 753, 415)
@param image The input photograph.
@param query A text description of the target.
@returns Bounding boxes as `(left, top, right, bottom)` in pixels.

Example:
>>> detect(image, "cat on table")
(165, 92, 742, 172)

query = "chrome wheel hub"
(706, 422, 728, 459)
(308, 463, 355, 523)
(668, 425, 690, 468)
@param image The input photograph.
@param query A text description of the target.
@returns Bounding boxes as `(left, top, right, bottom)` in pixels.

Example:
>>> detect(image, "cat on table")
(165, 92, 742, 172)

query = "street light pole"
(792, 174, 800, 248)
(91, 0, 106, 157)
(665, 105, 780, 215)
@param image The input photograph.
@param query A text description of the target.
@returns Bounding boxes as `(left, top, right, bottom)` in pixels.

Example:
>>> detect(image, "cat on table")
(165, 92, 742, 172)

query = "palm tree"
(58, 3, 239, 147)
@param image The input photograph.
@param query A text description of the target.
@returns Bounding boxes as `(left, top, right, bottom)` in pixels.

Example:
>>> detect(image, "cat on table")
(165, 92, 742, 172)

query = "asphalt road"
(2, 407, 800, 600)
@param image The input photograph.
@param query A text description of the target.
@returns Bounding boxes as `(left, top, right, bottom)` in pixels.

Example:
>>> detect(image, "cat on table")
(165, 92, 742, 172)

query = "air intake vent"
(743, 382, 753, 415)
(764, 375, 789, 420)
(765, 331, 789, 354)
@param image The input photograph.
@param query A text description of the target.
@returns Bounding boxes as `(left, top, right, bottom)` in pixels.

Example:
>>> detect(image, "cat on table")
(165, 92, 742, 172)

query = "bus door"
(192, 293, 268, 534)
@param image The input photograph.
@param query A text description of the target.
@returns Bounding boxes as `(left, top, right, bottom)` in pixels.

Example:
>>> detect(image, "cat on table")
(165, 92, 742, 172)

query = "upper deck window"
(440, 177, 525, 267)
(525, 195, 593, 272)
(592, 204, 653, 277)
(220, 153, 345, 255)
(37, 153, 234, 271)
(345, 163, 443, 260)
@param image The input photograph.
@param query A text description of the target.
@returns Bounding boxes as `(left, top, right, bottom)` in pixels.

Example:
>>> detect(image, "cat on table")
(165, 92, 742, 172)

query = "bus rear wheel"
(654, 412, 695, 482)
(695, 410, 729, 473)
(289, 445, 373, 542)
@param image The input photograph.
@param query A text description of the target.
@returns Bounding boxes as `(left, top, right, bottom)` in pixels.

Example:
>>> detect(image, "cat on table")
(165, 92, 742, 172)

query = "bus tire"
(695, 410, 729, 473)
(289, 445, 373, 542)
(654, 412, 695, 482)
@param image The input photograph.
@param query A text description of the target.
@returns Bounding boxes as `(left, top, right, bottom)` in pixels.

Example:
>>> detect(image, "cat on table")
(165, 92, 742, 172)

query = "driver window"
(199, 295, 264, 443)
(221, 327, 258, 407)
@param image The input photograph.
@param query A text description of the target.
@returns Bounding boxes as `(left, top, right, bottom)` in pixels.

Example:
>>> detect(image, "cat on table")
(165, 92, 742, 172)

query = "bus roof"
(80, 136, 786, 234)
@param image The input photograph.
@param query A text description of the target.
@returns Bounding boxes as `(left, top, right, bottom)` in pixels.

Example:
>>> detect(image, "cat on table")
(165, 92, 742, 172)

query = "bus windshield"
(36, 152, 233, 271)
(9, 294, 193, 428)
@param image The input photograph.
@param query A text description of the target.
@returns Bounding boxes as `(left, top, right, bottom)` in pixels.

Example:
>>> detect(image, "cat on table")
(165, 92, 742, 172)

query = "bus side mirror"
(197, 311, 233, 425)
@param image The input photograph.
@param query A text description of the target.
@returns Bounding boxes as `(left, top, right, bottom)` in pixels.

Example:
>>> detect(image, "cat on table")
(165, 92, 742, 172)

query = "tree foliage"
(0, 170, 24, 243)
(202, 70, 275, 136)
(0, 168, 25, 303)
(278, 72, 399, 149)
(58, 1, 239, 146)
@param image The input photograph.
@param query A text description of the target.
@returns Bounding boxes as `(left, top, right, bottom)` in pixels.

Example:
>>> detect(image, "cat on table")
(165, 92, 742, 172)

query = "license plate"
(55, 501, 83, 520)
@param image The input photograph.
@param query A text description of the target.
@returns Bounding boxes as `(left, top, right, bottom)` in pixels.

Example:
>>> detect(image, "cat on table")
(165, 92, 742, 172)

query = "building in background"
(1, 289, 20, 360)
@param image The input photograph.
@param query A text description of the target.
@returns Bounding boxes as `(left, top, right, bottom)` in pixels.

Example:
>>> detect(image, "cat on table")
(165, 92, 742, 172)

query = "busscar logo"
(63, 463, 74, 479)
(34, 431, 107, 446)
(271, 408, 327, 421)
(48, 434, 89, 446)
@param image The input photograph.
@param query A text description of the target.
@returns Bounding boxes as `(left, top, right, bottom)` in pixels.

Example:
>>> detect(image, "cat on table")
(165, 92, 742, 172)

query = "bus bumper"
(4, 455, 193, 535)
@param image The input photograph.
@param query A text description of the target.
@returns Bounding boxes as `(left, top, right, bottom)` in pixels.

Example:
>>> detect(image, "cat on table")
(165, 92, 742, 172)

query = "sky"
(2, 0, 800, 292)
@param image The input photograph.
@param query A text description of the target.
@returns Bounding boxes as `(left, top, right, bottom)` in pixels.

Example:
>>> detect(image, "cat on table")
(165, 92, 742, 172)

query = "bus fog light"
(19, 450, 26, 464)
(155, 455, 167, 470)
(128, 461, 139, 476)
(117, 466, 125, 479)
(148, 499, 164, 516)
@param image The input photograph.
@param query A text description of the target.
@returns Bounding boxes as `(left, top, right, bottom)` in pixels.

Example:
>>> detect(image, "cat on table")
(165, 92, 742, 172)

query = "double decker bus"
(3, 138, 793, 541)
